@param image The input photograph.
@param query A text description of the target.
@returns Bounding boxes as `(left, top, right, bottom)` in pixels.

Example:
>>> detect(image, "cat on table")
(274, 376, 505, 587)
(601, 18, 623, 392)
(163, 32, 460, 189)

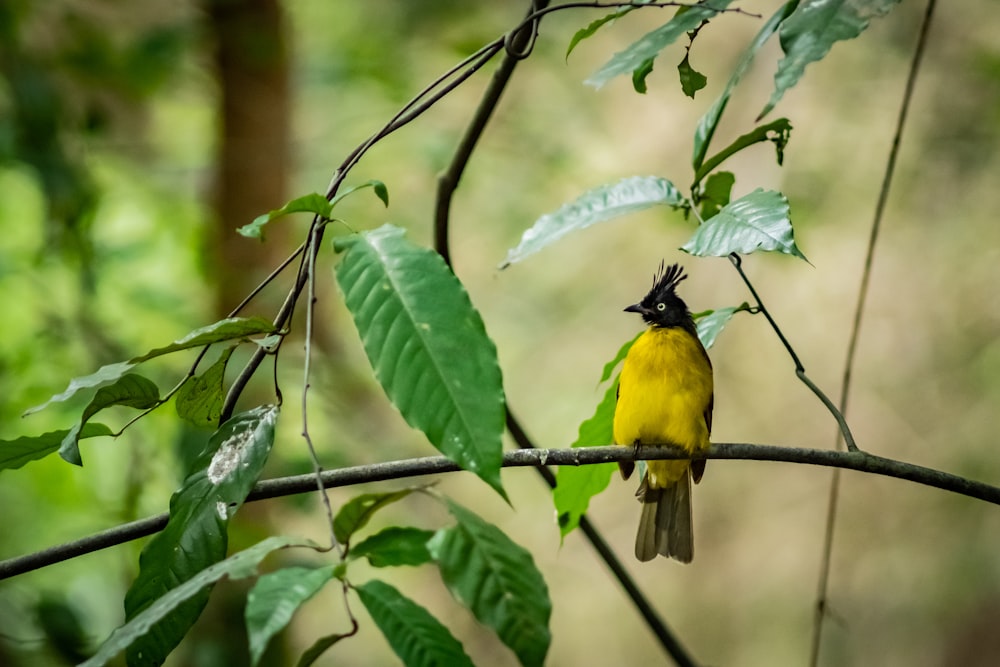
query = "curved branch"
(435, 1, 549, 266)
(1, 443, 995, 581)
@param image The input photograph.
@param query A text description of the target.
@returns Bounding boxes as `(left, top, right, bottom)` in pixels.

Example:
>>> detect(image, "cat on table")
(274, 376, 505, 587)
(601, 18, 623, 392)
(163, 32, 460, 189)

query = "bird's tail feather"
(634, 469, 693, 562)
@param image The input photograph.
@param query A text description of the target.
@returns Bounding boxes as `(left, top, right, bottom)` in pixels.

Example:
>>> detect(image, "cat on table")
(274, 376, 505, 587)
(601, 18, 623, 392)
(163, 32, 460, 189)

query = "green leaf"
(682, 188, 807, 260)
(698, 170, 736, 220)
(123, 405, 278, 667)
(501, 177, 685, 268)
(585, 1, 734, 89)
(677, 53, 707, 98)
(36, 594, 91, 663)
(330, 179, 390, 209)
(356, 580, 474, 667)
(759, 0, 901, 119)
(82, 536, 317, 667)
(565, 5, 643, 60)
(694, 303, 751, 349)
(631, 57, 654, 94)
(335, 225, 507, 498)
(295, 632, 353, 667)
(238, 193, 333, 241)
(1, 423, 112, 471)
(133, 317, 278, 363)
(24, 317, 275, 415)
(600, 333, 640, 384)
(693, 0, 797, 174)
(429, 501, 551, 667)
(693, 118, 792, 185)
(350, 527, 436, 568)
(176, 346, 237, 428)
(333, 488, 420, 546)
(23, 361, 136, 416)
(59, 373, 161, 466)
(554, 379, 619, 538)
(238, 183, 389, 240)
(246, 565, 337, 667)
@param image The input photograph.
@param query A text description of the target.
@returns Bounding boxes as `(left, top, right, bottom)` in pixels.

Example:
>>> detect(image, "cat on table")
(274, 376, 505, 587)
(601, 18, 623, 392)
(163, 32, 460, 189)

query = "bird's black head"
(624, 262, 692, 328)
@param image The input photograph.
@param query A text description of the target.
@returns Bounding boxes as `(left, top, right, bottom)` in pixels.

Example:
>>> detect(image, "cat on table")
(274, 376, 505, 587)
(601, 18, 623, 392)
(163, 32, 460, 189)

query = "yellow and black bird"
(614, 262, 713, 562)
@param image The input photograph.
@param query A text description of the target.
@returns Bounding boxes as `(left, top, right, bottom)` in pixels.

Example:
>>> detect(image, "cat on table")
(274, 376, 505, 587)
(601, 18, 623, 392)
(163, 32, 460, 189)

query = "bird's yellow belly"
(613, 327, 712, 487)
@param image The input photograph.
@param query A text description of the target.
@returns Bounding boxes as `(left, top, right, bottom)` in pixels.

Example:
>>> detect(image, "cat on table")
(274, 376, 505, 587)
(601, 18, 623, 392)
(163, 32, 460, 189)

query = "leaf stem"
(728, 253, 859, 452)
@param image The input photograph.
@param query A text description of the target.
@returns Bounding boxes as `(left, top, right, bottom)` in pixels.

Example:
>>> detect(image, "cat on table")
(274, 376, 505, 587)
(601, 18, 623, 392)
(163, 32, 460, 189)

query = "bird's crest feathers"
(646, 262, 687, 302)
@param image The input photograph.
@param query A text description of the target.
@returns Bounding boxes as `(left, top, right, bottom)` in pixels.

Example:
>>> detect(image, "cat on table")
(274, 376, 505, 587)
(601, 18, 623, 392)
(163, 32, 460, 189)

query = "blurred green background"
(2, 1, 1000, 666)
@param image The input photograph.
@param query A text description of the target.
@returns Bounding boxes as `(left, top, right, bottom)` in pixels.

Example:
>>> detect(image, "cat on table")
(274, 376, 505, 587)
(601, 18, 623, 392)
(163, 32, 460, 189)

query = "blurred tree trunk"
(206, 0, 291, 318)
(187, 2, 292, 665)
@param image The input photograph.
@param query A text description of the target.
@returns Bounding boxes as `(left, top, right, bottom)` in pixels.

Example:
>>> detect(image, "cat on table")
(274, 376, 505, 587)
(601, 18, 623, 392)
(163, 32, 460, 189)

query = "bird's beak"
(624, 303, 644, 314)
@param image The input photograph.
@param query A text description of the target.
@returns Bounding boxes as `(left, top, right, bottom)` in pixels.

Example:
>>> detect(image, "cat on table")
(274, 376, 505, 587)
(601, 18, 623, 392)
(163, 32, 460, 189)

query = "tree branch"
(435, 0, 549, 266)
(1, 443, 995, 581)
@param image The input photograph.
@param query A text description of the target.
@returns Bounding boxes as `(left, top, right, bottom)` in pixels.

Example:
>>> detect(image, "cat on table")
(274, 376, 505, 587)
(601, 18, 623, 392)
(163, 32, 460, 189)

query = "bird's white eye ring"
(656, 303, 666, 311)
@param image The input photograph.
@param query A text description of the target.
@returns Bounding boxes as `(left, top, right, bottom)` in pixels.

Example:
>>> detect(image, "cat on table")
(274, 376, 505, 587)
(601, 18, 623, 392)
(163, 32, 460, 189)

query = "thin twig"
(525, 1, 761, 23)
(2, 442, 996, 581)
(326, 40, 506, 201)
(301, 224, 340, 552)
(728, 253, 859, 452)
(225, 241, 306, 319)
(810, 1, 938, 664)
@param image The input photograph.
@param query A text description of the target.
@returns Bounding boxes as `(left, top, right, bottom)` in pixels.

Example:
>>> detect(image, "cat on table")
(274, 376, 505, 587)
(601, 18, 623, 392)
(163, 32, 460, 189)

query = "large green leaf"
(692, 0, 797, 173)
(428, 501, 551, 667)
(553, 379, 619, 538)
(501, 177, 684, 268)
(175, 345, 237, 428)
(0, 423, 112, 471)
(59, 373, 161, 466)
(334, 225, 506, 498)
(24, 317, 275, 415)
(585, 1, 735, 89)
(246, 565, 337, 667)
(82, 536, 316, 667)
(682, 188, 807, 260)
(356, 580, 474, 667)
(759, 0, 902, 119)
(123, 405, 278, 667)
(350, 527, 436, 568)
(333, 488, 420, 546)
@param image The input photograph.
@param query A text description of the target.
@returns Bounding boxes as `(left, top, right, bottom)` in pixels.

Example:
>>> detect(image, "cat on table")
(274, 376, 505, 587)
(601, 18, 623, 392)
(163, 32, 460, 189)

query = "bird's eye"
(656, 303, 666, 311)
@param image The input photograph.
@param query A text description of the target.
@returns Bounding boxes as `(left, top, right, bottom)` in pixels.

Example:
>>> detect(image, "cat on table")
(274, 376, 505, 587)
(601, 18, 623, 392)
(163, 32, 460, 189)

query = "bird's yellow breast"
(613, 326, 713, 487)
